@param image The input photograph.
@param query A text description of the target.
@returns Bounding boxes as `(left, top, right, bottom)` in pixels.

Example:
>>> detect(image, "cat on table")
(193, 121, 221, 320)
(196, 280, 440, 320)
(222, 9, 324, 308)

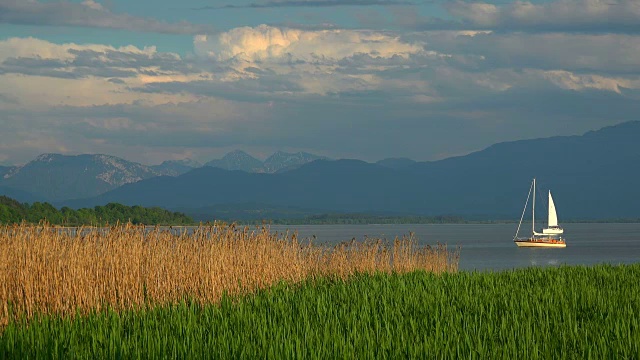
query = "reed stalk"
(0, 222, 458, 326)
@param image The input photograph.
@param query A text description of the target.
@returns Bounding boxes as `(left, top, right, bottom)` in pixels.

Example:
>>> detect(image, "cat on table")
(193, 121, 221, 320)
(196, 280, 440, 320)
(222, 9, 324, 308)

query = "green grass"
(2, 264, 639, 359)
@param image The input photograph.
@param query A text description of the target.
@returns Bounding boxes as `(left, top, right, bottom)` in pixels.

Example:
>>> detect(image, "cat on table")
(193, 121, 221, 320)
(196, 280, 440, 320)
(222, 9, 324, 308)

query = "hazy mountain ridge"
(151, 159, 202, 176)
(0, 165, 14, 179)
(0, 154, 162, 201)
(205, 150, 327, 173)
(204, 150, 263, 173)
(263, 151, 327, 173)
(61, 121, 640, 219)
(0, 150, 331, 202)
(0, 186, 40, 204)
(375, 157, 417, 169)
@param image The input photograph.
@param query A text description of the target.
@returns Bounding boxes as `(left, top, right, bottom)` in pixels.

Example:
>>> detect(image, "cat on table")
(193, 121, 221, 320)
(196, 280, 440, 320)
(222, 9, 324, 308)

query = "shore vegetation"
(0, 223, 457, 327)
(0, 196, 194, 225)
(1, 264, 638, 358)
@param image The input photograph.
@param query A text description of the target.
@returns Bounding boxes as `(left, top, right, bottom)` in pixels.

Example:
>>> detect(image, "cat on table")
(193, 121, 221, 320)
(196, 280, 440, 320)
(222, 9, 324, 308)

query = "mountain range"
(1, 154, 161, 202)
(0, 165, 10, 178)
(57, 121, 640, 220)
(204, 150, 328, 173)
(151, 159, 203, 177)
(0, 151, 329, 202)
(2, 121, 639, 220)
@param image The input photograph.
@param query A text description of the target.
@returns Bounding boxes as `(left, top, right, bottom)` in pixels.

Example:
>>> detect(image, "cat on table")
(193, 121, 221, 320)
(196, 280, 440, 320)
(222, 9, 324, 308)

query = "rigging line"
(514, 179, 533, 241)
(535, 180, 548, 218)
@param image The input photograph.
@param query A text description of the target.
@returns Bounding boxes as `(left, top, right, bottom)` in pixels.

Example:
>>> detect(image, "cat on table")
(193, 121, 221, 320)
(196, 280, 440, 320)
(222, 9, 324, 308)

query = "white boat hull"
(514, 240, 566, 248)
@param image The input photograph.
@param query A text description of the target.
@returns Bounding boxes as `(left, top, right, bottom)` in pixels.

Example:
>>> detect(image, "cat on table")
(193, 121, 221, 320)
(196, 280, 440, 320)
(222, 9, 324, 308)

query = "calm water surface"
(268, 223, 640, 271)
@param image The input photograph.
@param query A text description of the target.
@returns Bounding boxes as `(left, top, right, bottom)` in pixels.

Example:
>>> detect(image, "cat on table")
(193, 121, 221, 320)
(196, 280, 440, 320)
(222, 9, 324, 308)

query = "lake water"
(268, 223, 640, 271)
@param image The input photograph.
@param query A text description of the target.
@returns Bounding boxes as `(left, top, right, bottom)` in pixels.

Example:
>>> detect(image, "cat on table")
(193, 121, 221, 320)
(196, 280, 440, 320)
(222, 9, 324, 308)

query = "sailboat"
(513, 178, 566, 248)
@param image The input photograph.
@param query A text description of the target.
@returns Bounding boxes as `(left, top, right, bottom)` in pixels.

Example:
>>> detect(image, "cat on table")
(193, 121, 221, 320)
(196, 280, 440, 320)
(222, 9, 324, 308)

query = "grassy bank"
(2, 264, 639, 358)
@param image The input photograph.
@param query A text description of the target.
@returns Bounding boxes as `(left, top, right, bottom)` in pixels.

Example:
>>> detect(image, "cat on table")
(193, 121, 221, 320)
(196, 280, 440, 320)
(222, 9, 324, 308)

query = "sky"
(1, 0, 639, 165)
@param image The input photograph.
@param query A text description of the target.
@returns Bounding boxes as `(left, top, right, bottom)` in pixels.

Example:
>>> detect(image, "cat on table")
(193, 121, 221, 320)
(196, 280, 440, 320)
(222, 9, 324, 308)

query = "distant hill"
(0, 186, 41, 203)
(263, 151, 327, 173)
(204, 150, 328, 173)
(176, 202, 329, 222)
(205, 150, 263, 173)
(0, 150, 329, 203)
(400, 120, 640, 218)
(0, 165, 13, 178)
(151, 159, 202, 176)
(0, 154, 162, 202)
(63, 121, 640, 220)
(376, 157, 417, 169)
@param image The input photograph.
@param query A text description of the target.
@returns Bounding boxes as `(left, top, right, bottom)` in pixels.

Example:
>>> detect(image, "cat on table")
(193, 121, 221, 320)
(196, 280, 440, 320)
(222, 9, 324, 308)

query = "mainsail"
(548, 191, 558, 227)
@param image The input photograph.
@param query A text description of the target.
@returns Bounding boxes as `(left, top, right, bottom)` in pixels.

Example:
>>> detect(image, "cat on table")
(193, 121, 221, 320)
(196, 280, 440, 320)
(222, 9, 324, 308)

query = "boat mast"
(532, 178, 536, 235)
(513, 178, 534, 241)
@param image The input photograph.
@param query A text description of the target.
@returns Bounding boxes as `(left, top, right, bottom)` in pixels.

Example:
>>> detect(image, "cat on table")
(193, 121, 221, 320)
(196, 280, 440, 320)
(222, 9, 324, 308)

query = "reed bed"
(0, 223, 458, 326)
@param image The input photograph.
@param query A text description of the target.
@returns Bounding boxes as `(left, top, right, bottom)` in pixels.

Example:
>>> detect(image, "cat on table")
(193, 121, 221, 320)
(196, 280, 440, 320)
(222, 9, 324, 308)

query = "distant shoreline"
(235, 218, 640, 226)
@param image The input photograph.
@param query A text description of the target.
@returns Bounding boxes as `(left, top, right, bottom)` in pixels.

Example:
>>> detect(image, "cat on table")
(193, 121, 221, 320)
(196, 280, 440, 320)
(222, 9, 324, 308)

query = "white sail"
(548, 191, 558, 227)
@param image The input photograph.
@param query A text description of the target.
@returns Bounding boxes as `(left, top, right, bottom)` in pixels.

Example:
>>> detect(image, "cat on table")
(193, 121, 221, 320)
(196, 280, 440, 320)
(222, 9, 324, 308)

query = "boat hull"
(514, 240, 566, 248)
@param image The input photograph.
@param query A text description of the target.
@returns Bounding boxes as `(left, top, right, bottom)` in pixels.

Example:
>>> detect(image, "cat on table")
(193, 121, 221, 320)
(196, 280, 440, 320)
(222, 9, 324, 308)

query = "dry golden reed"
(0, 222, 459, 326)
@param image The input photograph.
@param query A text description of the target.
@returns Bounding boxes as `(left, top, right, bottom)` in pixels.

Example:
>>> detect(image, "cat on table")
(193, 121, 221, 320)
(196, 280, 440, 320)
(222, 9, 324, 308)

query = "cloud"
(139, 77, 306, 103)
(132, 26, 640, 105)
(0, 98, 276, 164)
(0, 37, 207, 109)
(195, 0, 416, 10)
(443, 0, 640, 33)
(171, 25, 439, 100)
(0, 0, 213, 34)
(430, 32, 640, 75)
(2, 19, 640, 166)
(193, 25, 422, 63)
(0, 37, 206, 81)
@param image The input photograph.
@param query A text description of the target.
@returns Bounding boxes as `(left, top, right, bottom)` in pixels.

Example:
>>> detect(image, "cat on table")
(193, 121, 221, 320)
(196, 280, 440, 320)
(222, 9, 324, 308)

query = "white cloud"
(80, 0, 104, 11)
(0, 37, 206, 108)
(0, 36, 157, 62)
(190, 25, 433, 96)
(2, 19, 640, 165)
(194, 25, 422, 63)
(542, 70, 640, 93)
(447, 2, 499, 27)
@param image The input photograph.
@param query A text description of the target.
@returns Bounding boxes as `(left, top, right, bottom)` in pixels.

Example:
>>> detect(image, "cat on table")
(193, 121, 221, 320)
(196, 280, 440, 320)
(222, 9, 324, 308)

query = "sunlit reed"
(0, 223, 458, 326)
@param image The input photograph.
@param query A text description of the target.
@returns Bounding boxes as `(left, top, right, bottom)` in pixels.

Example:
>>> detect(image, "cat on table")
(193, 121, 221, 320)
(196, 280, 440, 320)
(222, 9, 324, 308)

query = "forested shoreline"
(2, 195, 638, 226)
(0, 196, 194, 226)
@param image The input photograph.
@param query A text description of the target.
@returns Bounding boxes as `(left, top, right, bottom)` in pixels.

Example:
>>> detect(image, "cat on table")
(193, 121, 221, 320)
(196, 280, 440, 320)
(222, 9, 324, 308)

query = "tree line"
(0, 196, 195, 226)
